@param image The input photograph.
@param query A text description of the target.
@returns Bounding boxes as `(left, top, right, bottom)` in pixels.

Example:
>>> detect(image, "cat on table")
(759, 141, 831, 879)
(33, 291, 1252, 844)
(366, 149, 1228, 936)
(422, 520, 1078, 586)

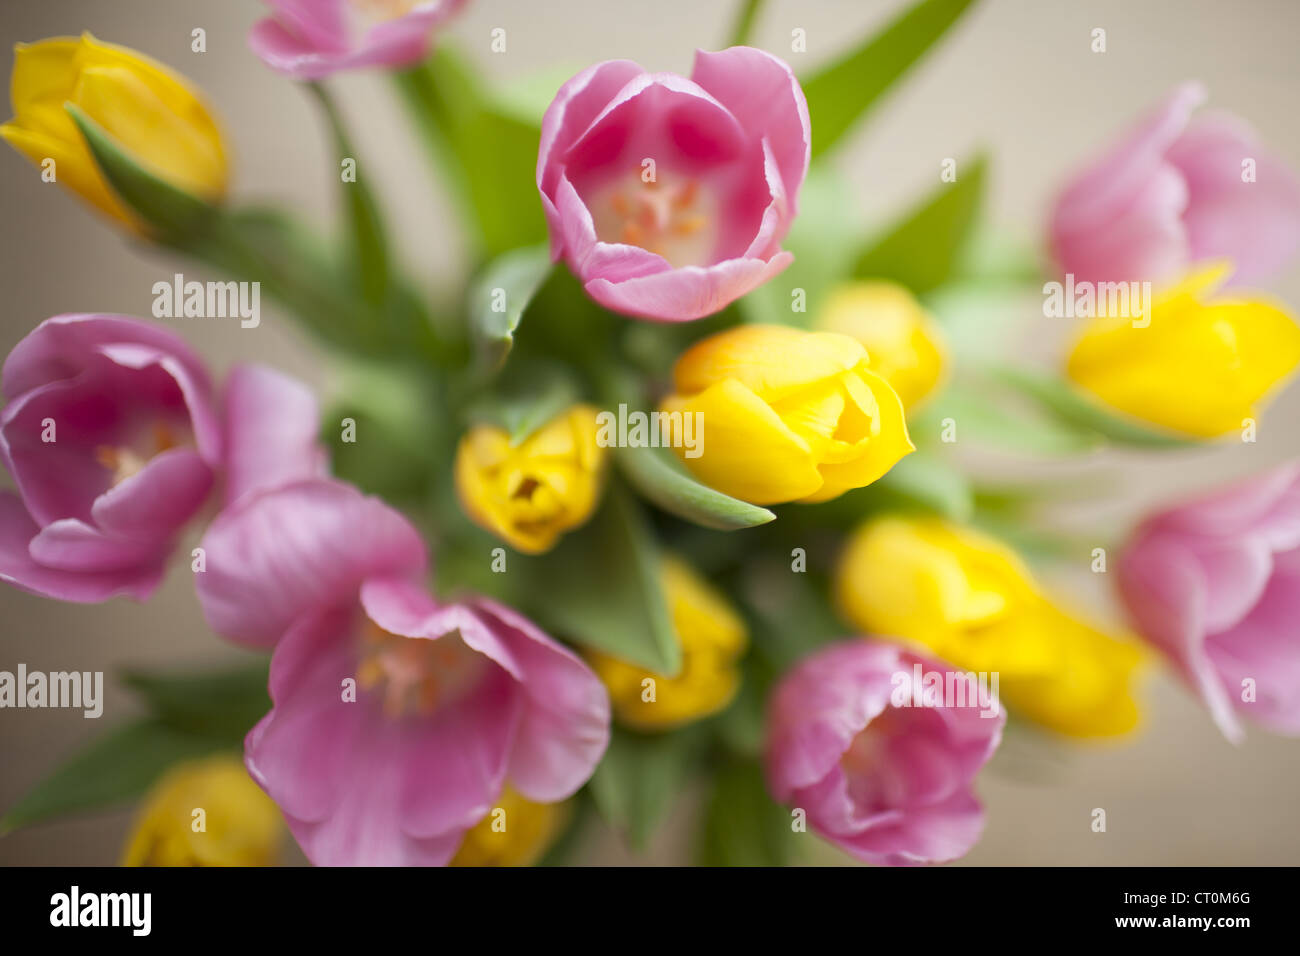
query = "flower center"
(356, 619, 485, 718)
(589, 172, 717, 268)
(349, 0, 420, 25)
(95, 422, 180, 488)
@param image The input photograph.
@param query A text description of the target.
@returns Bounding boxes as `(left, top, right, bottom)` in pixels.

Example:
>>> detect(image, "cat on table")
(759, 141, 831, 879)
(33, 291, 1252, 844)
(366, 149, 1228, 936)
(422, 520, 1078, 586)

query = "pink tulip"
(249, 0, 467, 79)
(0, 314, 220, 601)
(0, 315, 326, 603)
(1118, 462, 1300, 742)
(1049, 82, 1300, 287)
(196, 478, 609, 865)
(765, 640, 1003, 866)
(537, 47, 810, 321)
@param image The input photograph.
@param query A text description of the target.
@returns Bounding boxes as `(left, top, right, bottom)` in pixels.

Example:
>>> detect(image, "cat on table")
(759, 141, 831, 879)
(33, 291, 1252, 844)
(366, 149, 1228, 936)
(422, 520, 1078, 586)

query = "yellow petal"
(1067, 266, 1300, 437)
(73, 63, 224, 199)
(672, 324, 867, 403)
(816, 281, 947, 410)
(0, 120, 131, 222)
(588, 555, 747, 730)
(799, 367, 913, 502)
(122, 756, 282, 867)
(661, 378, 824, 504)
(451, 788, 570, 867)
(454, 405, 608, 555)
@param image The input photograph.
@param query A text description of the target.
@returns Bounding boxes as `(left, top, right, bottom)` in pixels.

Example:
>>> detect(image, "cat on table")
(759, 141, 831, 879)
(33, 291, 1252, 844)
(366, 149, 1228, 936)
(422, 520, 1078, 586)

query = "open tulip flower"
(0, 314, 322, 602)
(4, 0, 1300, 874)
(537, 47, 809, 321)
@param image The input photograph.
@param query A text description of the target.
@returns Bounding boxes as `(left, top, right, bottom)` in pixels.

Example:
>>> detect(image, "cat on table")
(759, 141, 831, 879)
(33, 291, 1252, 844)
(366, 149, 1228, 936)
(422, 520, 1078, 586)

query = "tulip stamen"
(357, 620, 484, 719)
(594, 172, 716, 267)
(95, 422, 180, 488)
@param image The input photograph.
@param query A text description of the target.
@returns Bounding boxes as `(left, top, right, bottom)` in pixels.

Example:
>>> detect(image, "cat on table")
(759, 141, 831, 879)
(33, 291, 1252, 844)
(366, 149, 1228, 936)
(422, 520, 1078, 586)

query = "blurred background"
(1, 0, 1297, 865)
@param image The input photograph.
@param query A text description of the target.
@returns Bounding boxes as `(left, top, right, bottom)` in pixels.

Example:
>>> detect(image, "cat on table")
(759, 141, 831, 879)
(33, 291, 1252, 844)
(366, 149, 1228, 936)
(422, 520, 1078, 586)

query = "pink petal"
(1050, 82, 1205, 283)
(690, 47, 810, 215)
(1204, 553, 1300, 735)
(473, 598, 611, 801)
(0, 492, 164, 602)
(91, 448, 213, 541)
(196, 479, 427, 648)
(584, 252, 792, 321)
(538, 59, 646, 258)
(1168, 112, 1300, 285)
(222, 363, 327, 507)
(834, 792, 986, 867)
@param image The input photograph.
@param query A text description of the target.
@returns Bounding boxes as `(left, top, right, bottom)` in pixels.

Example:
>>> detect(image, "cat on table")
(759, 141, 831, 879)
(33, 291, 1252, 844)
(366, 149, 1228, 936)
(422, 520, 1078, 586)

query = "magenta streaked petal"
(0, 492, 164, 602)
(834, 792, 986, 867)
(690, 46, 810, 214)
(91, 447, 213, 541)
(472, 598, 611, 802)
(585, 252, 792, 322)
(359, 578, 524, 681)
(222, 363, 326, 507)
(765, 641, 1002, 866)
(196, 479, 427, 648)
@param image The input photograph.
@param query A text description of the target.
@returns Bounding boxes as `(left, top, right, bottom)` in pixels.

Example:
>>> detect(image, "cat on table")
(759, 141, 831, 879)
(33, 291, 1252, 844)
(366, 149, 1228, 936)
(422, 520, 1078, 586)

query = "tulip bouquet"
(2, 0, 1298, 868)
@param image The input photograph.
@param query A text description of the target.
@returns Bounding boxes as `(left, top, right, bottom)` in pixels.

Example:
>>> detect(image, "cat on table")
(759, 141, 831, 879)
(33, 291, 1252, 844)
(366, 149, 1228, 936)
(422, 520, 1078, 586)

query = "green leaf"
(991, 366, 1196, 449)
(851, 153, 987, 293)
(697, 760, 794, 866)
(470, 245, 553, 372)
(67, 103, 216, 237)
(803, 0, 979, 160)
(873, 450, 974, 520)
(589, 728, 702, 850)
(394, 48, 547, 260)
(615, 445, 775, 531)
(518, 486, 680, 675)
(0, 720, 238, 834)
(121, 662, 270, 740)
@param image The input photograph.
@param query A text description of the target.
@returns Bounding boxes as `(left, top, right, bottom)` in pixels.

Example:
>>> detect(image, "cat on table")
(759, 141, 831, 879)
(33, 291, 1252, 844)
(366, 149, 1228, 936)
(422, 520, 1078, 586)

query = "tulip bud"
(587, 556, 748, 730)
(1, 33, 227, 231)
(1066, 263, 1300, 438)
(454, 404, 608, 555)
(815, 281, 946, 411)
(835, 514, 1143, 737)
(121, 756, 283, 866)
(659, 324, 914, 504)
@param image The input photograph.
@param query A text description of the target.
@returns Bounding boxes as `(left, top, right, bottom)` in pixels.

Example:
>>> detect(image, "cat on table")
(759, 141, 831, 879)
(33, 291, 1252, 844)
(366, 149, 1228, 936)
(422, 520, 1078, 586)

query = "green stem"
(391, 60, 481, 256)
(306, 81, 392, 309)
(727, 0, 765, 46)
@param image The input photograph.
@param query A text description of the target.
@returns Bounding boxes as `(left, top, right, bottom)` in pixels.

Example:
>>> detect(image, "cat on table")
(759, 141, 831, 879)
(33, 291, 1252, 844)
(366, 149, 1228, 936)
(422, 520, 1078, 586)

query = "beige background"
(1, 0, 1297, 865)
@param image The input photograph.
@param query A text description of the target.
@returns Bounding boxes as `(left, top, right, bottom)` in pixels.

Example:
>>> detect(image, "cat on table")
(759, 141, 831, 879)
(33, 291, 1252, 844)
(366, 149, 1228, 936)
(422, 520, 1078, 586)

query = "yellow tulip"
(587, 555, 748, 731)
(1, 33, 227, 229)
(455, 403, 608, 555)
(816, 281, 947, 410)
(835, 514, 1143, 737)
(658, 324, 914, 505)
(451, 788, 569, 867)
(1066, 263, 1300, 437)
(121, 756, 283, 866)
